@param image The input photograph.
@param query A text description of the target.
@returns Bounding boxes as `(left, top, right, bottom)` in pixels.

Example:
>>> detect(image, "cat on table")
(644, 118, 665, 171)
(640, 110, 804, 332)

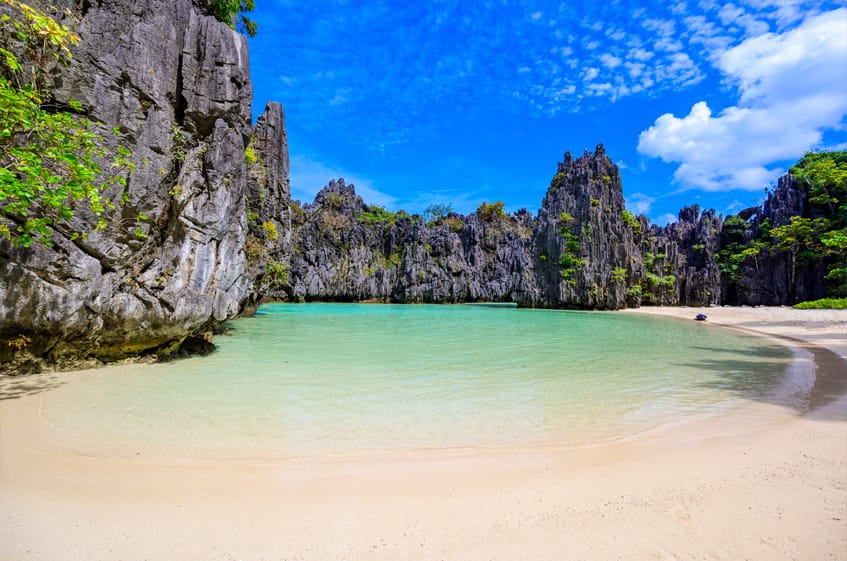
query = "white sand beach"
(1, 306, 845, 561)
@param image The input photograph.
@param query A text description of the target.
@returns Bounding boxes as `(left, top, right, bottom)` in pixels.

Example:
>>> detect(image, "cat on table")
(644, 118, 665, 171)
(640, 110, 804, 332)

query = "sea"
(36, 303, 807, 460)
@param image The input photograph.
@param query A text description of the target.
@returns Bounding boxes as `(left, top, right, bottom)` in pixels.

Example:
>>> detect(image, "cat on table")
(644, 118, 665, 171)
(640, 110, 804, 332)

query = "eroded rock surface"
(288, 180, 536, 303)
(0, 1, 287, 373)
(283, 146, 829, 309)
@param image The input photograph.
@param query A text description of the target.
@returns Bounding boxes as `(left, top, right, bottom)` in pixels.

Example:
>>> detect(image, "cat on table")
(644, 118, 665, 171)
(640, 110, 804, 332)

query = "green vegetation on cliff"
(789, 151, 847, 296)
(792, 151, 847, 227)
(358, 205, 402, 226)
(715, 151, 846, 297)
(210, 0, 258, 37)
(477, 200, 507, 222)
(0, 0, 133, 247)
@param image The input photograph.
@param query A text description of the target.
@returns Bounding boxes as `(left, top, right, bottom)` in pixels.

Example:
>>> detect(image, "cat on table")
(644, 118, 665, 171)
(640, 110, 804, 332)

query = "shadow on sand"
(0, 372, 67, 400)
(685, 330, 846, 422)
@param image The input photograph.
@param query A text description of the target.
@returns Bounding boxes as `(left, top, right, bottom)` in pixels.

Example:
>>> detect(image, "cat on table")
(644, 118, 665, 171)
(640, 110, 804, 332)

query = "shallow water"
(38, 303, 801, 459)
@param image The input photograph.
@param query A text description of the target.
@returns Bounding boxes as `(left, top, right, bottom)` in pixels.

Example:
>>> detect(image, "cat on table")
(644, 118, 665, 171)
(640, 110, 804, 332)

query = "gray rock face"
(0, 1, 287, 373)
(287, 148, 640, 309)
(288, 180, 536, 303)
(637, 206, 723, 307)
(531, 146, 638, 309)
(284, 146, 823, 310)
(243, 102, 292, 309)
(726, 174, 828, 305)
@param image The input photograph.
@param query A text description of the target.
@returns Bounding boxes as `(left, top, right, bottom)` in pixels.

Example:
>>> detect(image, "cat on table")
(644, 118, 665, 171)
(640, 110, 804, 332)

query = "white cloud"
(742, 0, 809, 26)
(654, 36, 684, 52)
(643, 18, 676, 37)
(626, 193, 655, 215)
(587, 82, 613, 94)
(671, 2, 689, 15)
(720, 9, 846, 107)
(637, 8, 847, 192)
(328, 88, 352, 106)
(717, 3, 745, 25)
(724, 200, 748, 214)
(627, 47, 654, 61)
(655, 213, 679, 226)
(600, 54, 622, 68)
(625, 62, 645, 78)
(655, 52, 703, 86)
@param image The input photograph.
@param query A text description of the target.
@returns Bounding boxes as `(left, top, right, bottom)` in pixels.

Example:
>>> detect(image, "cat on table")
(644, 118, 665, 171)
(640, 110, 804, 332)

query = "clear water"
(39, 303, 801, 459)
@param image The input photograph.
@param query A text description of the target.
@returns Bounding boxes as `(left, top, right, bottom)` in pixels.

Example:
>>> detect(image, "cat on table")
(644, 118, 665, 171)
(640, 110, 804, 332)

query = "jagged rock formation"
(637, 206, 723, 306)
(285, 146, 698, 310)
(0, 1, 288, 373)
(282, 147, 722, 309)
(288, 180, 536, 303)
(243, 101, 292, 310)
(284, 146, 831, 309)
(723, 174, 829, 305)
(532, 145, 638, 309)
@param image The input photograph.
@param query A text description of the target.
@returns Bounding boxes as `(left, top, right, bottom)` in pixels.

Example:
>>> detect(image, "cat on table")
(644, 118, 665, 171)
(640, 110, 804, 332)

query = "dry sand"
(1, 306, 845, 561)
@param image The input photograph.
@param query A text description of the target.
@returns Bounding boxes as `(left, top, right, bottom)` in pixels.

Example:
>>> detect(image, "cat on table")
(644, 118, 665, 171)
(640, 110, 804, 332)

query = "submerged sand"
(1, 306, 845, 560)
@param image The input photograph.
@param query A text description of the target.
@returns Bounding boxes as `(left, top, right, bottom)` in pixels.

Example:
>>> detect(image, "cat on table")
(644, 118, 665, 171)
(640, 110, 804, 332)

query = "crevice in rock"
(77, 0, 93, 17)
(174, 50, 187, 127)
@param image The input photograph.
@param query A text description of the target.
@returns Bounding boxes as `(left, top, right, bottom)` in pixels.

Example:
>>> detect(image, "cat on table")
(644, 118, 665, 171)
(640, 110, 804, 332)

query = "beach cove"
(1, 305, 845, 560)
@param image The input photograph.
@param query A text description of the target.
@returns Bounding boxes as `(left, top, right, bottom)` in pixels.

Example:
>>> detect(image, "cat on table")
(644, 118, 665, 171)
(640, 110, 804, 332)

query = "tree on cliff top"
(0, 0, 133, 247)
(788, 150, 847, 296)
(210, 0, 257, 38)
(791, 150, 847, 230)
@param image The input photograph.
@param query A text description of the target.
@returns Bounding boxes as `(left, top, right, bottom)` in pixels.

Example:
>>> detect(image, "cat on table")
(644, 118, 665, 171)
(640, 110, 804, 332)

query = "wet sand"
(1, 306, 845, 560)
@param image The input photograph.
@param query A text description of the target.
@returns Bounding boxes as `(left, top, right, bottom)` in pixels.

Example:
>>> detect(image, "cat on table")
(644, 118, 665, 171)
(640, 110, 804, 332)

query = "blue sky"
(246, 1, 847, 225)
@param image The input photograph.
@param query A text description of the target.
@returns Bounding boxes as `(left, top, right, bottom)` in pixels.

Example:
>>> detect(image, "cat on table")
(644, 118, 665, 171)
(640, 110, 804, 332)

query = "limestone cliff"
(531, 145, 638, 309)
(722, 173, 831, 305)
(282, 146, 830, 309)
(287, 180, 536, 303)
(243, 101, 293, 310)
(280, 147, 703, 308)
(636, 206, 723, 307)
(0, 1, 288, 373)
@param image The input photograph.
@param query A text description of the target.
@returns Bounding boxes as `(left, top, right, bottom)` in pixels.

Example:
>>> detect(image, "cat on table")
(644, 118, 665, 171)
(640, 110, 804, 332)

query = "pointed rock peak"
(313, 178, 366, 211)
(678, 205, 701, 224)
(564, 151, 573, 165)
(594, 143, 605, 157)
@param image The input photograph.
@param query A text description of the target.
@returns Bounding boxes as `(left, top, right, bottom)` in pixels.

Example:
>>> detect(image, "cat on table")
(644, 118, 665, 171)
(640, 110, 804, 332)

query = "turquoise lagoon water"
(40, 303, 802, 459)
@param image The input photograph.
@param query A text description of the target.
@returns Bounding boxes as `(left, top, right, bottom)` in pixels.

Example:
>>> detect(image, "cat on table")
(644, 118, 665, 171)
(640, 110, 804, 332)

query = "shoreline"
(1, 306, 845, 560)
(624, 305, 847, 417)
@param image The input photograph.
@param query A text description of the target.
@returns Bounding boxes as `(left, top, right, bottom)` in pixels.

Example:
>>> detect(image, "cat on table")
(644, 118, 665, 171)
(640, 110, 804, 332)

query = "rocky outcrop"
(285, 146, 716, 310)
(283, 146, 830, 309)
(287, 180, 536, 303)
(281, 148, 724, 309)
(531, 146, 638, 309)
(724, 174, 829, 305)
(637, 206, 723, 306)
(243, 101, 292, 310)
(0, 1, 287, 373)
